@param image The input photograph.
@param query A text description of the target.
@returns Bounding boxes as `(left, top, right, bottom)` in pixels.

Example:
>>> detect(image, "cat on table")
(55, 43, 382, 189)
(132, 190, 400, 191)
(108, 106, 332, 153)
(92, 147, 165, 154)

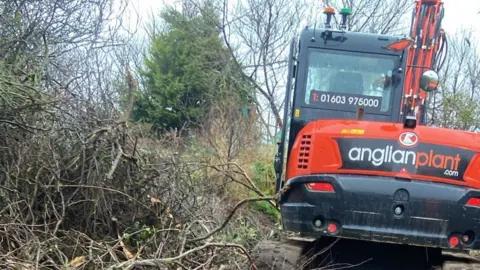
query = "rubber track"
(252, 240, 480, 270)
(438, 252, 480, 270)
(251, 240, 305, 270)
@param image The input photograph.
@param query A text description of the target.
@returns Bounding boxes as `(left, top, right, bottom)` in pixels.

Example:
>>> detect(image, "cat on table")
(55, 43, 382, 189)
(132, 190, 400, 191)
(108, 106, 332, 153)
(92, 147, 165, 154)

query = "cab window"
(304, 49, 397, 113)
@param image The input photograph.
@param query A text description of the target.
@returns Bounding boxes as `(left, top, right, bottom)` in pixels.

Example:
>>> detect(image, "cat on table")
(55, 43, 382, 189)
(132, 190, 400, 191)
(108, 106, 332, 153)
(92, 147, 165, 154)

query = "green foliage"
(218, 216, 259, 245)
(123, 222, 156, 247)
(251, 161, 276, 194)
(250, 192, 280, 220)
(250, 160, 280, 220)
(437, 91, 480, 130)
(133, 5, 253, 132)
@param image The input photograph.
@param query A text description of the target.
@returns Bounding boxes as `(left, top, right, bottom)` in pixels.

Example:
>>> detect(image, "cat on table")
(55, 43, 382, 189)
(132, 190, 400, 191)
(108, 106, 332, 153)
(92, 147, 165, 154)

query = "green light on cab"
(340, 8, 351, 15)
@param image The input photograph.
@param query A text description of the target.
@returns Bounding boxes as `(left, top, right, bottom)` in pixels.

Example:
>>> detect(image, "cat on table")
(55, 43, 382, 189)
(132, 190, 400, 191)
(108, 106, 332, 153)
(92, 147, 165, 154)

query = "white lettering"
(392, 150, 405, 163)
(444, 170, 459, 177)
(344, 145, 462, 179)
(316, 94, 380, 107)
(405, 151, 416, 165)
(371, 148, 385, 166)
(348, 147, 362, 161)
(361, 148, 372, 160)
(347, 146, 417, 167)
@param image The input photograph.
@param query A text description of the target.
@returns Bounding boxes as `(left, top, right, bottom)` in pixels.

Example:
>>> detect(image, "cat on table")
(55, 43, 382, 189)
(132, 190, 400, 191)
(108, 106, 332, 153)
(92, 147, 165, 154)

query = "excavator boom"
(403, 0, 446, 124)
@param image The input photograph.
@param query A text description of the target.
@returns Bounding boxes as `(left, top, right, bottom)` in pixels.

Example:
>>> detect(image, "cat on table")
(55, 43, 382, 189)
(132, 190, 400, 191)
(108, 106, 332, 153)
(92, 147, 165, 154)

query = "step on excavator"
(253, 0, 480, 269)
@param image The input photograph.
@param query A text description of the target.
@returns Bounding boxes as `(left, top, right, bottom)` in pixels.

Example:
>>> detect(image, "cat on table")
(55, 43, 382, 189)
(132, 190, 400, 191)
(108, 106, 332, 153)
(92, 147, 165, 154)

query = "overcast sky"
(125, 0, 480, 45)
(442, 0, 480, 43)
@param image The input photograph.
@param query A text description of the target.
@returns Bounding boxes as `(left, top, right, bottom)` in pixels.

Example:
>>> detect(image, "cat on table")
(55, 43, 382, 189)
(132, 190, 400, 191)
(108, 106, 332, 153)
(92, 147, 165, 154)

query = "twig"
(106, 143, 123, 179)
(187, 196, 275, 243)
(314, 258, 373, 270)
(45, 184, 156, 215)
(209, 162, 278, 209)
(132, 136, 138, 157)
(108, 242, 256, 270)
(85, 126, 112, 144)
(301, 238, 339, 267)
(0, 119, 42, 133)
(192, 254, 217, 270)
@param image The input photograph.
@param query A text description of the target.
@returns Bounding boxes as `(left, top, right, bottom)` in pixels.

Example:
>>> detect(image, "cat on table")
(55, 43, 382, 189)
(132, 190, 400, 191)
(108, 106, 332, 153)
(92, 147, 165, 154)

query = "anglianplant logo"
(334, 137, 475, 181)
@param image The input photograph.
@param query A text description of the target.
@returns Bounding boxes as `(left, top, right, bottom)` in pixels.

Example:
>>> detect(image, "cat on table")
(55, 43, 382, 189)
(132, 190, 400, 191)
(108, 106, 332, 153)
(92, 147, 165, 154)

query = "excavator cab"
(281, 28, 409, 167)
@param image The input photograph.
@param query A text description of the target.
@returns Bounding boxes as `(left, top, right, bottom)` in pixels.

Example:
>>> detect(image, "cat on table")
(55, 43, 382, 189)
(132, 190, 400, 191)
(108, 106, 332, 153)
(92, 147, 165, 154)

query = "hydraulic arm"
(402, 0, 447, 124)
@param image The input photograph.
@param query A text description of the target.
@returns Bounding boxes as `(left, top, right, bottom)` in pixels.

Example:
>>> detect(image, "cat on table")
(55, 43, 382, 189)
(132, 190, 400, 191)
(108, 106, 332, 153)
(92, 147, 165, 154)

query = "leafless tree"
(426, 28, 480, 131)
(206, 0, 307, 141)
(1, 1, 135, 92)
(327, 0, 413, 34)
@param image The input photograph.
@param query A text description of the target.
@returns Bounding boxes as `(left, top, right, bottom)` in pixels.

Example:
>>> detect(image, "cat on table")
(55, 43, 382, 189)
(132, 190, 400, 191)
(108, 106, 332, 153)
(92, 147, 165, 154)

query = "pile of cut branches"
(0, 65, 278, 270)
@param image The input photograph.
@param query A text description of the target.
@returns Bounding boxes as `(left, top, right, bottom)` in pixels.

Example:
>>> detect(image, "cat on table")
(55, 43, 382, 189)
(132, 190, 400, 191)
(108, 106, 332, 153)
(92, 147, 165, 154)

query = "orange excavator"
(254, 0, 480, 269)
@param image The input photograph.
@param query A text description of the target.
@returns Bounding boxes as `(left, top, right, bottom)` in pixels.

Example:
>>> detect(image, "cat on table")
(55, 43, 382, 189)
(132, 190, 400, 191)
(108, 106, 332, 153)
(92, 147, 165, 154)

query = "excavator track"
(252, 237, 480, 270)
(438, 251, 480, 270)
(251, 240, 305, 270)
